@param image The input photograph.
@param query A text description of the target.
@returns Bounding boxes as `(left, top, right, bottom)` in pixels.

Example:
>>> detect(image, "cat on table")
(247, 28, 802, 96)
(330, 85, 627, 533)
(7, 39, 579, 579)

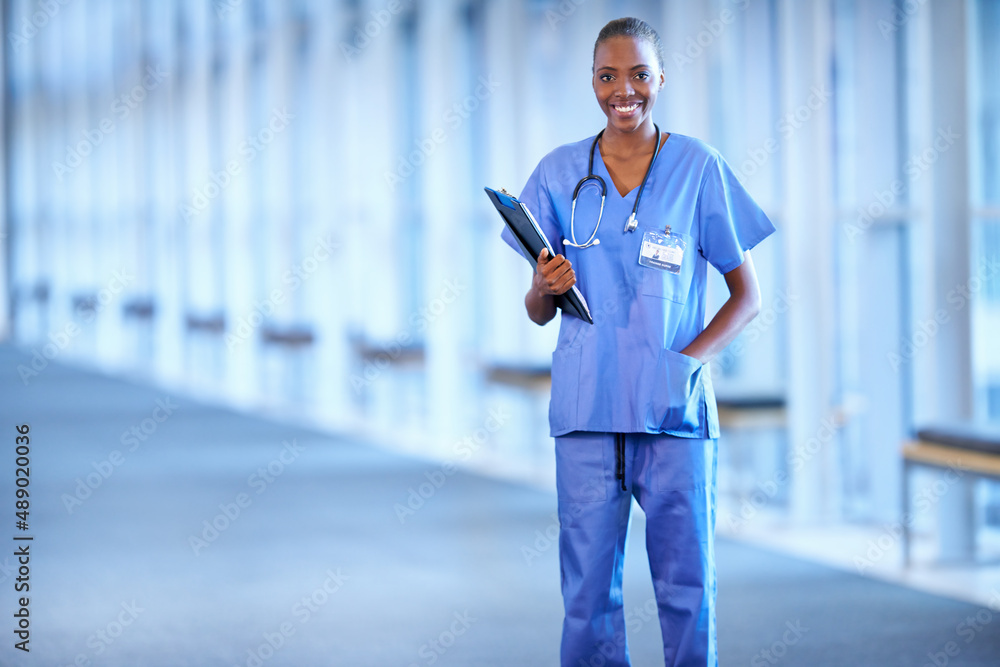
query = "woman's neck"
(600, 121, 658, 158)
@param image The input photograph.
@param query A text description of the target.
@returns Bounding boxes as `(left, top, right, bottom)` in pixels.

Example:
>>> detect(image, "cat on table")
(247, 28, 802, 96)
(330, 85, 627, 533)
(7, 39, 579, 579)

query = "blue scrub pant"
(555, 432, 718, 667)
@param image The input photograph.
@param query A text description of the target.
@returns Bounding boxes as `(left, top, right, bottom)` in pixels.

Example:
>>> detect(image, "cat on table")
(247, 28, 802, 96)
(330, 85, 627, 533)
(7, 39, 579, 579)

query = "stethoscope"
(564, 124, 663, 249)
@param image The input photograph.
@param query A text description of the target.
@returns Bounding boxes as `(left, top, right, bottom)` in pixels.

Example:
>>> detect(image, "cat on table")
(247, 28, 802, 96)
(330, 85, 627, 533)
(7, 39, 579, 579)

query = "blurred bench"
(716, 395, 786, 430)
(483, 363, 551, 391)
(901, 423, 1000, 566)
(715, 395, 787, 504)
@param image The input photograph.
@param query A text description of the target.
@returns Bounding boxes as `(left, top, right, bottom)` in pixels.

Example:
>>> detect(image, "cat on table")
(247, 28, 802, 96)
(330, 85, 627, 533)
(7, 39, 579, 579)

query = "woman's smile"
(610, 100, 642, 117)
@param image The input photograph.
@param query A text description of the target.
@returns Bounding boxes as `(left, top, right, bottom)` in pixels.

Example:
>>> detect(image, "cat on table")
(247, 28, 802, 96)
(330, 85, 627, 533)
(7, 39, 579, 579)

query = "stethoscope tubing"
(564, 124, 662, 249)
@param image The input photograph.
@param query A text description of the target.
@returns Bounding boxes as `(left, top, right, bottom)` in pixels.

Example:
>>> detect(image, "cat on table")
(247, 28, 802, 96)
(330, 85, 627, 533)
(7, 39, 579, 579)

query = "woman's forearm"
(681, 291, 761, 363)
(680, 252, 762, 363)
(526, 285, 558, 325)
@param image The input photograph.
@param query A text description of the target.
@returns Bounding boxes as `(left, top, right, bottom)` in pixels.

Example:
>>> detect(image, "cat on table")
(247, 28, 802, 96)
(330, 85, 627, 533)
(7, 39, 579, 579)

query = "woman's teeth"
(613, 103, 639, 113)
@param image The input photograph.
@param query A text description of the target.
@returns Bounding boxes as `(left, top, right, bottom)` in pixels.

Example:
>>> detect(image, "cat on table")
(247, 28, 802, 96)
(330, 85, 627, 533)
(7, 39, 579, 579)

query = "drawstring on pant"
(614, 433, 627, 491)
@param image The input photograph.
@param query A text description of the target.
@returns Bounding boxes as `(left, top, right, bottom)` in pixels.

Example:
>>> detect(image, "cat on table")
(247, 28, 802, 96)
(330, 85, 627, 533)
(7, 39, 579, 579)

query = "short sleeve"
(499, 158, 564, 261)
(696, 155, 776, 275)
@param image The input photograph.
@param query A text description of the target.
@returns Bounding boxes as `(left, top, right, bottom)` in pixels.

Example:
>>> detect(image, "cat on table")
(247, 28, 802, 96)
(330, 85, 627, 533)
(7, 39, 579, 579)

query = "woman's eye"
(600, 74, 614, 82)
(635, 72, 650, 80)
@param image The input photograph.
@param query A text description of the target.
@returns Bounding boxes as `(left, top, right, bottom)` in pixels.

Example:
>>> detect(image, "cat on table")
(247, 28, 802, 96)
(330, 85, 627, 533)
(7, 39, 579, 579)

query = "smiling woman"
(591, 19, 666, 198)
(498, 16, 776, 667)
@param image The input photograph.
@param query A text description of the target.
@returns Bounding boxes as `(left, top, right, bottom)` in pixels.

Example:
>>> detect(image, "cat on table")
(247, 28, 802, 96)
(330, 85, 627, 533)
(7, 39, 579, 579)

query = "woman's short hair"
(593, 17, 665, 72)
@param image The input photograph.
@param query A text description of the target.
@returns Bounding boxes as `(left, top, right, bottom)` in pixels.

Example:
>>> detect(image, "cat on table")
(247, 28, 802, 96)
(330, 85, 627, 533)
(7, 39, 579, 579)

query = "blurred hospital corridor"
(3, 0, 1000, 665)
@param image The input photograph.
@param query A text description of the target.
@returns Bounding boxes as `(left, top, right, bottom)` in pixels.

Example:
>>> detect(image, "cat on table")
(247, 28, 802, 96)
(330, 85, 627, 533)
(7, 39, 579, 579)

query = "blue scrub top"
(501, 133, 776, 439)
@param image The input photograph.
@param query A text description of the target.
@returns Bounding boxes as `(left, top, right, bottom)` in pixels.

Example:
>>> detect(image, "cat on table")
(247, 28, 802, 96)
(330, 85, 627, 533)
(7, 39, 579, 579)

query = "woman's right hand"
(532, 248, 576, 297)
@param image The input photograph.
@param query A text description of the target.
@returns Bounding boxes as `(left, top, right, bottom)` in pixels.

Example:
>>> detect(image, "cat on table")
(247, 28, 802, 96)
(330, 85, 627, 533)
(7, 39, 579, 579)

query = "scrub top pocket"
(648, 348, 705, 436)
(638, 229, 695, 305)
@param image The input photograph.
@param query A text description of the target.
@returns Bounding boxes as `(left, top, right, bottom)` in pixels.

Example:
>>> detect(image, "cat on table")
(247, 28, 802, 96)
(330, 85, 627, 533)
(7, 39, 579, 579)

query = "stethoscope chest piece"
(564, 124, 662, 250)
(624, 212, 639, 233)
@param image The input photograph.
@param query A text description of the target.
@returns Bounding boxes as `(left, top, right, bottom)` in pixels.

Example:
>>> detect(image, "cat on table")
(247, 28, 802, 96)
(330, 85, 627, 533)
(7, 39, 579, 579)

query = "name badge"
(638, 226, 685, 275)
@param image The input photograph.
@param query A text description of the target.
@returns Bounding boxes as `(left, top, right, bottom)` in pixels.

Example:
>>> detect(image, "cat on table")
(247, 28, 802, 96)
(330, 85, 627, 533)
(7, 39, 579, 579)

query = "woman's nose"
(614, 79, 634, 97)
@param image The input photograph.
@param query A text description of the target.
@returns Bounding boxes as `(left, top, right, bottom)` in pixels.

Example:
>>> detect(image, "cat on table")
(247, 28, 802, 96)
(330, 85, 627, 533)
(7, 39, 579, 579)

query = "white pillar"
(306, 1, 353, 427)
(778, 0, 839, 522)
(926, 0, 974, 561)
(219, 2, 258, 403)
(926, 1, 973, 422)
(417, 0, 477, 442)
(843, 0, 908, 524)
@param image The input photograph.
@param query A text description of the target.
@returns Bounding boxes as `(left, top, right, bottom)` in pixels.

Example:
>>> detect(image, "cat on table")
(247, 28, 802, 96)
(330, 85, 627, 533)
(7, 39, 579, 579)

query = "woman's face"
(592, 35, 664, 136)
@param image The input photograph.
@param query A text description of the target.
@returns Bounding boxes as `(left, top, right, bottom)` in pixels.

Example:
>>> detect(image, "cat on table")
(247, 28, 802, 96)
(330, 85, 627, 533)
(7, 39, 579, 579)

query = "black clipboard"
(485, 186, 593, 324)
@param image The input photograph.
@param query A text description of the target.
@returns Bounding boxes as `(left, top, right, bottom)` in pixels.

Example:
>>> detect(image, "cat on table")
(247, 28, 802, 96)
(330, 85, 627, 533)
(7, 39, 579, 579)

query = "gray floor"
(1, 343, 999, 666)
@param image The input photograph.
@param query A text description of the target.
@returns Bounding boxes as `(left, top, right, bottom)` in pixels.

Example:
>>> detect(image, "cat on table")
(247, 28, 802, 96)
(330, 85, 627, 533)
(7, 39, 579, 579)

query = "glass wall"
(2, 0, 994, 529)
(972, 0, 1000, 419)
